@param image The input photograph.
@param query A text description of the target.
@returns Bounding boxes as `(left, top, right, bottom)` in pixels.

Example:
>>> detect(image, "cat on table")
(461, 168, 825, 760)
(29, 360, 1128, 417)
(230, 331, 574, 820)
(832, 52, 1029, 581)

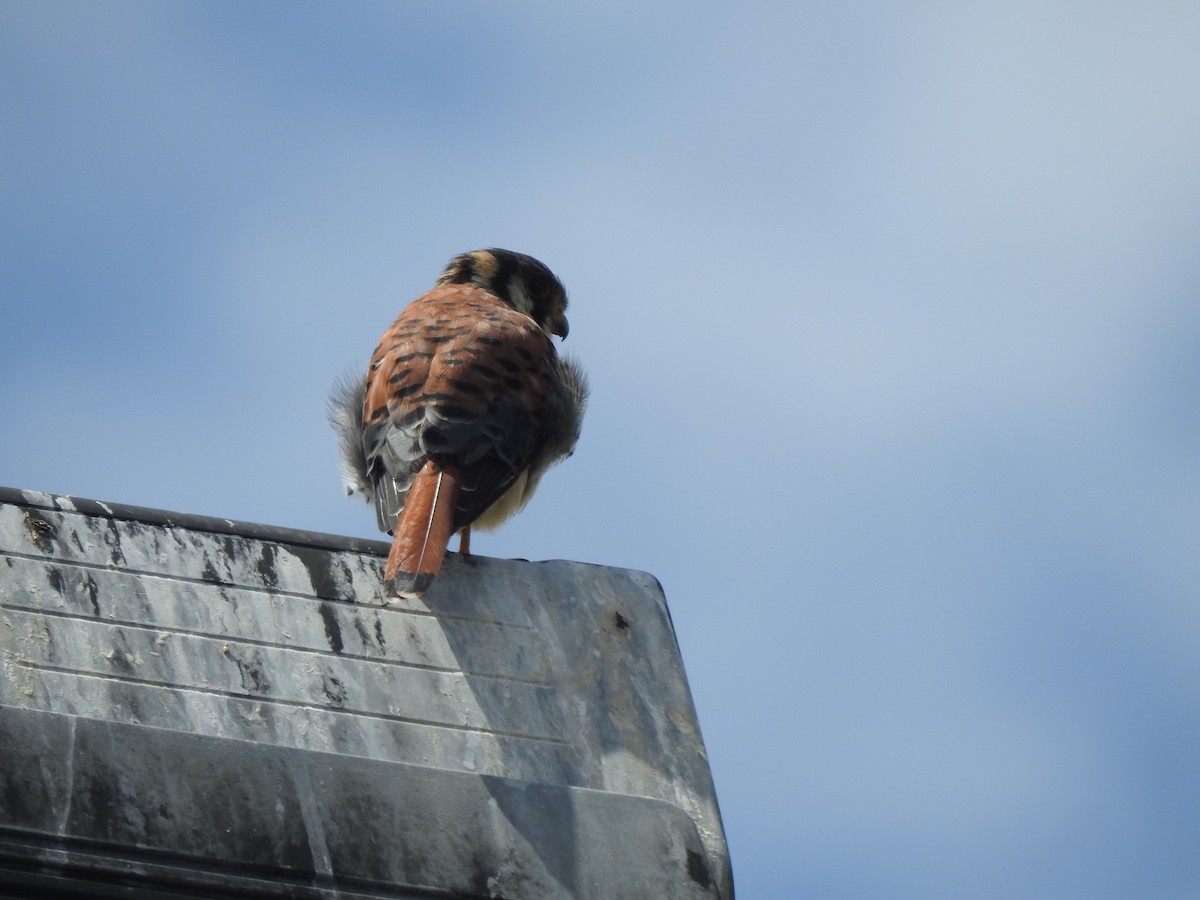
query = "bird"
(329, 249, 588, 599)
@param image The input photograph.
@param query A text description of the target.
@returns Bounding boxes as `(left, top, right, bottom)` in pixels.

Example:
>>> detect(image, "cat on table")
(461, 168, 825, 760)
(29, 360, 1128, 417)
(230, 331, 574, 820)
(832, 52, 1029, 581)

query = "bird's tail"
(384, 461, 461, 599)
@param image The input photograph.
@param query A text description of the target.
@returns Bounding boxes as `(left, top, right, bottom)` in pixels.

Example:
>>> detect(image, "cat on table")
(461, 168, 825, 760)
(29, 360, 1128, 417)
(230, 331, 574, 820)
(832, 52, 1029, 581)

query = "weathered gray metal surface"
(0, 487, 732, 899)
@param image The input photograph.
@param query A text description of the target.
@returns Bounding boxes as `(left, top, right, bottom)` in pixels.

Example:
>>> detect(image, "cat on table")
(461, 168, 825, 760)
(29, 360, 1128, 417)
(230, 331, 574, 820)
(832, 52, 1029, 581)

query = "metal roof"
(0, 486, 733, 899)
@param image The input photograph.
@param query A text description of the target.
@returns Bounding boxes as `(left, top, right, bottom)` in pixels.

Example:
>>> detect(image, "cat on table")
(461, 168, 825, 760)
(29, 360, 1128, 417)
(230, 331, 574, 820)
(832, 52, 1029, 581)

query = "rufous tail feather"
(384, 461, 460, 598)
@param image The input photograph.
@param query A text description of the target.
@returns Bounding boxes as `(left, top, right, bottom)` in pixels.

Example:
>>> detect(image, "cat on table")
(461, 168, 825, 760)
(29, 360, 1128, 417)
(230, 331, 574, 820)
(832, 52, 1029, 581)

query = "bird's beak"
(551, 314, 569, 340)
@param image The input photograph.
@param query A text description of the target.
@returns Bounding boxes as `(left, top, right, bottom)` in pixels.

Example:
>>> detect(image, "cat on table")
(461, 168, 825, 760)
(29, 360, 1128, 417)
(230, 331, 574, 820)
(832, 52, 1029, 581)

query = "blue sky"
(4, 3, 1200, 897)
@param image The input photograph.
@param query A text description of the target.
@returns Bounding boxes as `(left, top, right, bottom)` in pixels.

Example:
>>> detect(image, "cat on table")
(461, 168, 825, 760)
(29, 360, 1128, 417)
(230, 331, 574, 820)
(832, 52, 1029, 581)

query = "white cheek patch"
(507, 276, 533, 317)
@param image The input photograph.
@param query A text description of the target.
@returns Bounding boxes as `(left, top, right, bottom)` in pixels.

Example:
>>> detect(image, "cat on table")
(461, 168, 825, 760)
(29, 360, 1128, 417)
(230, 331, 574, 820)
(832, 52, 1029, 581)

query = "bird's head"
(437, 248, 570, 339)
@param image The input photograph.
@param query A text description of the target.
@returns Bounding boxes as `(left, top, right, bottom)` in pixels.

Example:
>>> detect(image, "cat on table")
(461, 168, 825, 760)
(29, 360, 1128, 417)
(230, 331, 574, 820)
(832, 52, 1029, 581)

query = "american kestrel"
(330, 249, 588, 599)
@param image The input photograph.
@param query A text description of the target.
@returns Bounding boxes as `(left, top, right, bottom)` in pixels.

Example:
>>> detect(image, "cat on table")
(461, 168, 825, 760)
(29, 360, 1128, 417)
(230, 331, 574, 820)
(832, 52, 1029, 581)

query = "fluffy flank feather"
(384, 460, 461, 599)
(327, 372, 373, 502)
